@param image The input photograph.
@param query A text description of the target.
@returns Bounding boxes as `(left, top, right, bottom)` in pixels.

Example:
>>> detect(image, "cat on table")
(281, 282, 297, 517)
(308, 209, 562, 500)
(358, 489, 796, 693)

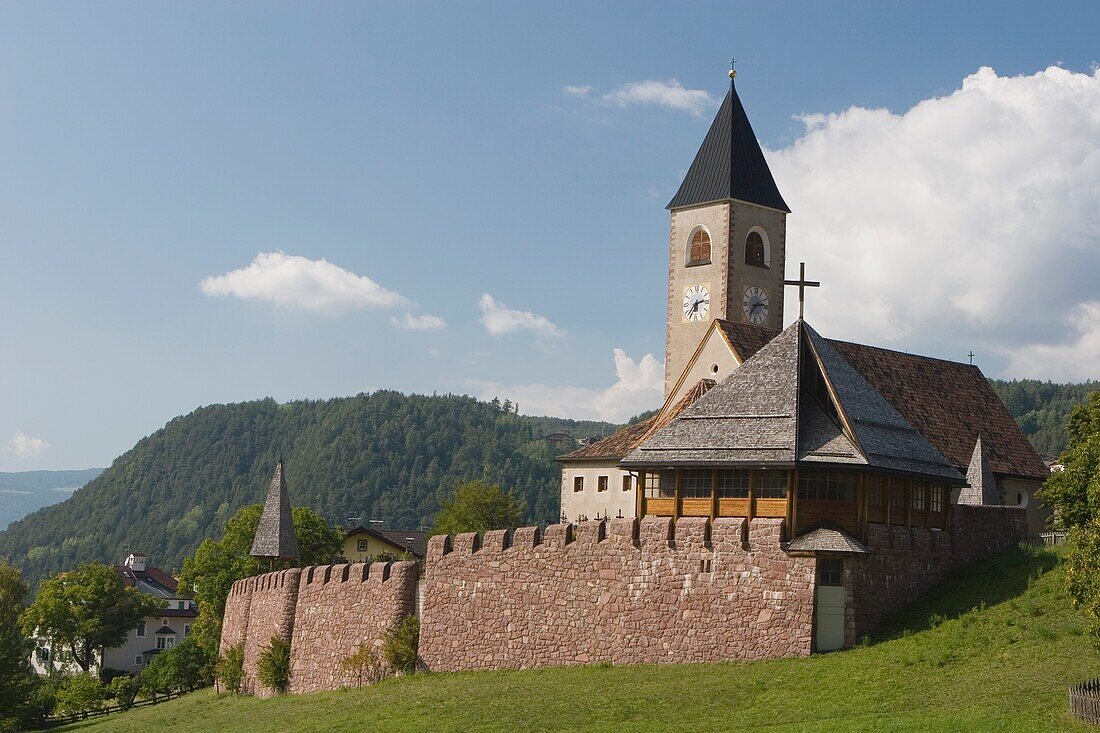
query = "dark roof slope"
(787, 523, 870, 554)
(716, 320, 780, 361)
(831, 342, 1048, 480)
(118, 564, 180, 597)
(250, 459, 300, 560)
(667, 81, 790, 213)
(624, 321, 965, 483)
(716, 321, 1048, 481)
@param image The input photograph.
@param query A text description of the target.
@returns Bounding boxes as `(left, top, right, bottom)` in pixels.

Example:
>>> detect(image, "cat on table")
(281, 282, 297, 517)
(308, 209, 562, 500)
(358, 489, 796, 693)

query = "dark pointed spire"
(960, 435, 1001, 505)
(667, 68, 790, 213)
(250, 457, 300, 561)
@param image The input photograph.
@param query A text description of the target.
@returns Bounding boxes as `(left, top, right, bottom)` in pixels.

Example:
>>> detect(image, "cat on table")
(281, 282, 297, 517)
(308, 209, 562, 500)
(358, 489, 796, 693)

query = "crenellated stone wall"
(844, 505, 1027, 644)
(220, 505, 1026, 693)
(219, 561, 418, 697)
(419, 516, 817, 672)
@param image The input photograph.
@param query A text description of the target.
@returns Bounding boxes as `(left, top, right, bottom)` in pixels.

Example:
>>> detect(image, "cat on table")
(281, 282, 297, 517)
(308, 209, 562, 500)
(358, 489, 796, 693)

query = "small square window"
(136, 622, 146, 638)
(597, 476, 608, 492)
(574, 477, 584, 492)
(819, 558, 843, 586)
(357, 539, 368, 552)
(136, 656, 143, 666)
(622, 475, 632, 491)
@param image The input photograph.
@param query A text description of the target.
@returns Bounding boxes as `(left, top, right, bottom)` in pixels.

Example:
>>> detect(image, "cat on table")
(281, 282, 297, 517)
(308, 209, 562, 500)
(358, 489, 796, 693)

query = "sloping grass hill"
(63, 545, 1099, 732)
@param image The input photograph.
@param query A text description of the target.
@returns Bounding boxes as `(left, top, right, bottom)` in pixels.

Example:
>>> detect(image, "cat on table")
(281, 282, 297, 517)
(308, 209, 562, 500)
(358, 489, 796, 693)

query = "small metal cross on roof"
(729, 57, 737, 79)
(968, 350, 975, 365)
(783, 262, 820, 320)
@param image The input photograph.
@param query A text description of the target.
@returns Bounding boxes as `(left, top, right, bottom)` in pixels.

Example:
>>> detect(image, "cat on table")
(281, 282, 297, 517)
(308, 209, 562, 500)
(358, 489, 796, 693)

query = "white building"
(31, 552, 197, 676)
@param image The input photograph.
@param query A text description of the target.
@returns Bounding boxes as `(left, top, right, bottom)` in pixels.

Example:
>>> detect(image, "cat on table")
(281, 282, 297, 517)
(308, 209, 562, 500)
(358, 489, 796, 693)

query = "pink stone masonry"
(418, 516, 816, 672)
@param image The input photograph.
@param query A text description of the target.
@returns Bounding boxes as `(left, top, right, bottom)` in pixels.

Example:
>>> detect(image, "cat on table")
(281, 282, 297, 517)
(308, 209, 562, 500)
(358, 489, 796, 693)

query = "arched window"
(745, 231, 768, 268)
(687, 228, 711, 265)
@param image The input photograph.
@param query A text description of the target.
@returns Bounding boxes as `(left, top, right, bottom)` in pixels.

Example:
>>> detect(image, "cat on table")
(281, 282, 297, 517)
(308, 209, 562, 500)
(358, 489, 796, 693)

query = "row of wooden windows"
(573, 475, 632, 492)
(866, 475, 947, 513)
(685, 229, 770, 268)
(643, 469, 789, 499)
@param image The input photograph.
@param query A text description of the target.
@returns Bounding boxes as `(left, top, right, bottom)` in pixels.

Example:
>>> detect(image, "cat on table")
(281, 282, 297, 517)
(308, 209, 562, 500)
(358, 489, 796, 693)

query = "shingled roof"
(559, 379, 717, 462)
(961, 436, 1001, 505)
(787, 523, 870, 555)
(667, 78, 790, 213)
(622, 321, 964, 484)
(250, 458, 300, 560)
(714, 320, 1048, 481)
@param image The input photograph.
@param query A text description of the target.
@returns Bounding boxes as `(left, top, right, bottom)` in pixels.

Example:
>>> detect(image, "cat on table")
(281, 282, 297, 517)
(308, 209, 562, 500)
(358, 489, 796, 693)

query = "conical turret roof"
(960, 435, 1001, 505)
(250, 458, 300, 560)
(667, 78, 790, 213)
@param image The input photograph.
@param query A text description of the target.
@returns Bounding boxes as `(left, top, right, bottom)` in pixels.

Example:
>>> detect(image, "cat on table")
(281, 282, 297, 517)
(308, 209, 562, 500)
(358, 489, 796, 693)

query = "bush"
(55, 672, 106, 717)
(215, 643, 245, 695)
(256, 636, 291, 694)
(382, 615, 419, 674)
(340, 643, 384, 688)
(141, 637, 213, 694)
(107, 674, 140, 710)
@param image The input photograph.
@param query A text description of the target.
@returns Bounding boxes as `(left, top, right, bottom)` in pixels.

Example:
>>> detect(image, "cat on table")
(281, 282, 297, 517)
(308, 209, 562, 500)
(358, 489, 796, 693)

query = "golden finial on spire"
(729, 57, 736, 79)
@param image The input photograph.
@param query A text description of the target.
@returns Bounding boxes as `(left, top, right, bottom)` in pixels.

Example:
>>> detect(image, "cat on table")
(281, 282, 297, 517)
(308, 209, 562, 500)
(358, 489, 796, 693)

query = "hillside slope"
(0, 468, 103, 529)
(0, 392, 615, 583)
(990, 379, 1099, 460)
(63, 546, 1096, 732)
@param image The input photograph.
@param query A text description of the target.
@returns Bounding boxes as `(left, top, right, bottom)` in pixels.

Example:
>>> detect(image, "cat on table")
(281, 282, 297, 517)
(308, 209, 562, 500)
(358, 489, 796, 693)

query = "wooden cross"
(783, 262, 820, 320)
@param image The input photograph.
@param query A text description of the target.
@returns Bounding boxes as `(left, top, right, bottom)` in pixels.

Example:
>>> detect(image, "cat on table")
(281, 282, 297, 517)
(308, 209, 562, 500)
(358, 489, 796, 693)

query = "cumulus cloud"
(469, 348, 663, 423)
(200, 252, 407, 313)
(564, 79, 718, 117)
(478, 293, 565, 338)
(767, 66, 1100, 376)
(391, 313, 446, 331)
(8, 431, 48, 459)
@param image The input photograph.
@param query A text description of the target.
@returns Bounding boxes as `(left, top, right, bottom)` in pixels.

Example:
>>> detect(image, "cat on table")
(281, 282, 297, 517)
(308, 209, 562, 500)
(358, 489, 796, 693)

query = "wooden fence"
(1070, 678, 1100, 725)
(23, 691, 181, 730)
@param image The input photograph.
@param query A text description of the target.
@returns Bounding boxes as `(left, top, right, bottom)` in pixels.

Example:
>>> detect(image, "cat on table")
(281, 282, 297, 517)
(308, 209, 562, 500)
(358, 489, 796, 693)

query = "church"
(560, 68, 1049, 548)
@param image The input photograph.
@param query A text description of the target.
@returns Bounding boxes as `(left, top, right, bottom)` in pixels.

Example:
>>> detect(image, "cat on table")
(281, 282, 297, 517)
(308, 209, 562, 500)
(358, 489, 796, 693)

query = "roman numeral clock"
(683, 284, 710, 323)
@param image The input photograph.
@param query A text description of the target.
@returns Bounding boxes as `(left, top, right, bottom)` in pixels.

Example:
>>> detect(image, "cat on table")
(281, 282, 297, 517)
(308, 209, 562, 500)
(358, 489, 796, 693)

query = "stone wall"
(419, 516, 816, 672)
(219, 561, 418, 697)
(844, 505, 1027, 644)
(288, 562, 417, 694)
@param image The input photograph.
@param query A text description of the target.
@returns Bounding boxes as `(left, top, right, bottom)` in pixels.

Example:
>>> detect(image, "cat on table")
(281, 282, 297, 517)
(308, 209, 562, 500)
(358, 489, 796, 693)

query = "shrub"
(141, 637, 214, 694)
(215, 643, 245, 695)
(256, 636, 291, 694)
(340, 644, 384, 688)
(107, 674, 140, 710)
(55, 672, 106, 717)
(382, 615, 419, 674)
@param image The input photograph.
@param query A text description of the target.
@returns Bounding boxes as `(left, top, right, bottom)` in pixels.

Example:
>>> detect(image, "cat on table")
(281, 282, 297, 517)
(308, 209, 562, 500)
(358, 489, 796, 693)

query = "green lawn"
(63, 545, 1099, 732)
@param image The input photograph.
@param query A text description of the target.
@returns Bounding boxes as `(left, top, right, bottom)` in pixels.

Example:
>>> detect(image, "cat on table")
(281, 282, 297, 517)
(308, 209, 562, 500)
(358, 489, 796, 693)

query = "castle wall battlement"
(419, 516, 816, 672)
(219, 561, 418, 696)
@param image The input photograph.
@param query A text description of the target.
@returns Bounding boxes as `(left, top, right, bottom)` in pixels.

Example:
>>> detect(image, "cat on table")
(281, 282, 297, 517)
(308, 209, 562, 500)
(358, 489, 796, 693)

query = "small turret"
(250, 457, 300, 566)
(960, 435, 1001, 505)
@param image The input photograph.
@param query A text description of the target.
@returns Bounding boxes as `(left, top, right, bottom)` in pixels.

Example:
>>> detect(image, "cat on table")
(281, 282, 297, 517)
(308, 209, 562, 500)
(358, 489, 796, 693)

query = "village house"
(31, 552, 196, 675)
(338, 526, 427, 562)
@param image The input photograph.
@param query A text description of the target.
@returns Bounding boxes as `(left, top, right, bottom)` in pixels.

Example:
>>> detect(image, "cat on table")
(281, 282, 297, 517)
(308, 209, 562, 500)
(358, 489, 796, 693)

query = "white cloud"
(767, 66, 1100, 376)
(391, 313, 446, 331)
(8, 431, 48, 459)
(1006, 301, 1100, 381)
(469, 348, 663, 423)
(478, 293, 565, 338)
(563, 85, 593, 97)
(200, 252, 407, 314)
(564, 79, 718, 117)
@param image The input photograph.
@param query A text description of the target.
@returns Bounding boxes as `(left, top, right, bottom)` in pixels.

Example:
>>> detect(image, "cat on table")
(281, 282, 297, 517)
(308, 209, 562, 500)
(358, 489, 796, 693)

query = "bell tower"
(664, 65, 790, 395)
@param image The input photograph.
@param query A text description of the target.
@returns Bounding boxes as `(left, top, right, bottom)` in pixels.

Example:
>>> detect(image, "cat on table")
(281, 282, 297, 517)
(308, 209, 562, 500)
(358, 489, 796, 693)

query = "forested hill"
(989, 379, 1099, 460)
(0, 391, 616, 584)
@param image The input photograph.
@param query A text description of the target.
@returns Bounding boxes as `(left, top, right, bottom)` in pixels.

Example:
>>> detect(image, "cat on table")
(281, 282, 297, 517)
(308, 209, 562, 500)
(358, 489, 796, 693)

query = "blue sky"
(2, 2, 1099, 471)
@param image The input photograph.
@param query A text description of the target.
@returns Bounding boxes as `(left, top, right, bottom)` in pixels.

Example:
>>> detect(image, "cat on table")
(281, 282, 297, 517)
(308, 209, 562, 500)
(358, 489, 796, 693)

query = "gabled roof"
(118, 563, 181, 598)
(345, 525, 428, 559)
(715, 320, 780, 362)
(623, 321, 965, 484)
(715, 320, 1048, 481)
(250, 458, 300, 560)
(961, 436, 1001, 505)
(667, 80, 790, 213)
(559, 379, 717, 463)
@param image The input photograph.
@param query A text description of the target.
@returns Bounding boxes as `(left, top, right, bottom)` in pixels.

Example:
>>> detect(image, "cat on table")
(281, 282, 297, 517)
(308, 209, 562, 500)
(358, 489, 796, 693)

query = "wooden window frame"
(687, 229, 712, 266)
(597, 476, 609, 492)
(573, 476, 584, 493)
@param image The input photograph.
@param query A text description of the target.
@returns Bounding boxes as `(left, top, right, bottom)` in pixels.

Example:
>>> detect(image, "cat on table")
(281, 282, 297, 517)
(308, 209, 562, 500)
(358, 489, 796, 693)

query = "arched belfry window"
(745, 230, 769, 268)
(687, 228, 711, 266)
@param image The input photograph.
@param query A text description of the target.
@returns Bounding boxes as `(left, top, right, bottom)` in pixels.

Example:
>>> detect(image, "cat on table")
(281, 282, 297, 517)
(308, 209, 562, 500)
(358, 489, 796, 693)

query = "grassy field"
(62, 545, 1099, 732)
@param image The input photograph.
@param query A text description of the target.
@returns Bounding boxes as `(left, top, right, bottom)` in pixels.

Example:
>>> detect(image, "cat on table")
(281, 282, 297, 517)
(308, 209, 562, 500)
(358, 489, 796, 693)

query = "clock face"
(682, 284, 710, 323)
(743, 287, 769, 325)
